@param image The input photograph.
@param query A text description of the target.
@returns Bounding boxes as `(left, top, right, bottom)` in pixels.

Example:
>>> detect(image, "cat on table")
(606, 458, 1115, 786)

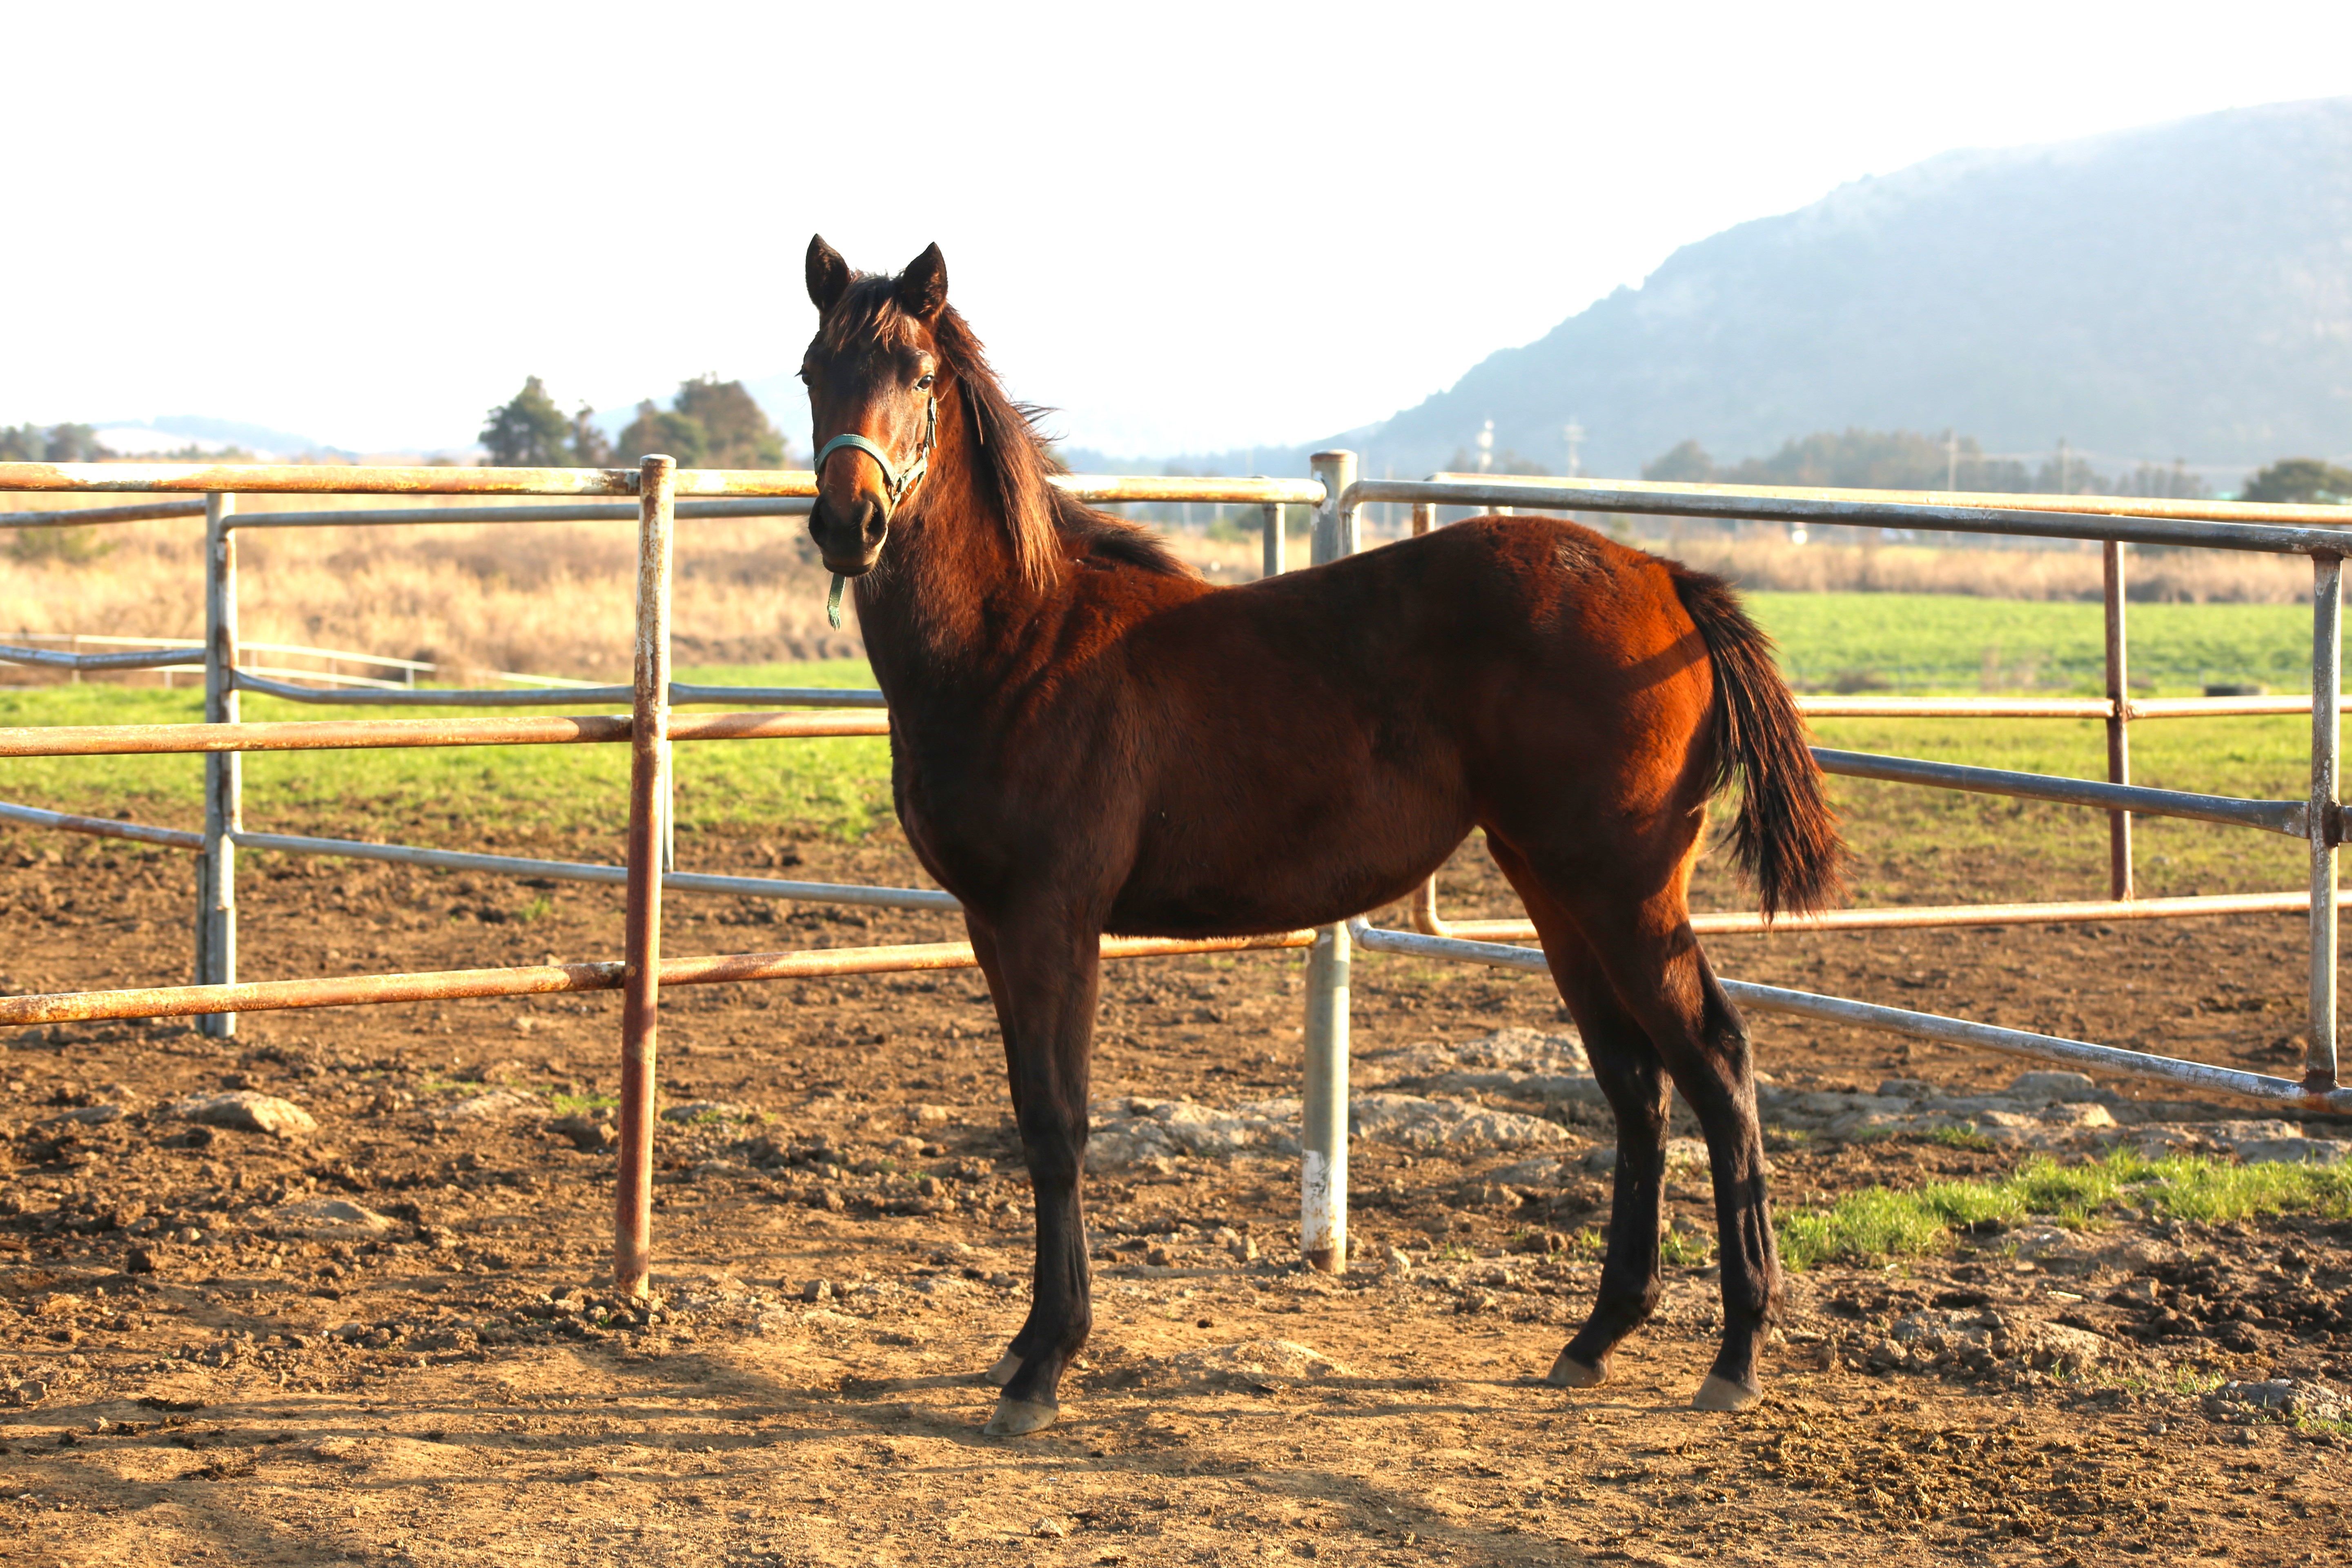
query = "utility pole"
(1477, 419, 1494, 473)
(1945, 428, 1959, 492)
(1564, 419, 1585, 479)
(2056, 437, 2071, 495)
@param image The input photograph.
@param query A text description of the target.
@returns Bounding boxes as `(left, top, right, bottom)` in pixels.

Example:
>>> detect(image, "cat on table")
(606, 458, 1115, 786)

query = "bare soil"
(2, 822, 2348, 1565)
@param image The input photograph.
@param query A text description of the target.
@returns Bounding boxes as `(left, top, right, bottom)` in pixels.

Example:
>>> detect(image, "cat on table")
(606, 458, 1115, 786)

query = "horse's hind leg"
(1491, 838, 1782, 1411)
(1486, 839, 1673, 1390)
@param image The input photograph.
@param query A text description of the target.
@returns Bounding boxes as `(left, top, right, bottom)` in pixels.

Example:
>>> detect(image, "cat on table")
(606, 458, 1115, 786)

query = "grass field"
(0, 595, 2334, 902)
(1748, 590, 2316, 693)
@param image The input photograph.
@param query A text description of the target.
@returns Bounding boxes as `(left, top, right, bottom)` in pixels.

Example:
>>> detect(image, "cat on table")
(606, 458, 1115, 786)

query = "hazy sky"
(9, 2, 2351, 458)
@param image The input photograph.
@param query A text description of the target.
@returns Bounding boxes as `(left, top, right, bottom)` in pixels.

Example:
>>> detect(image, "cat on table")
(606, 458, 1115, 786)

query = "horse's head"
(801, 235, 950, 577)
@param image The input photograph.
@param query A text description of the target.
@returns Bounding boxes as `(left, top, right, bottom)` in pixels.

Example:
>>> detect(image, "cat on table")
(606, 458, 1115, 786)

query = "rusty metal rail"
(0, 931, 1317, 1031)
(0, 710, 891, 757)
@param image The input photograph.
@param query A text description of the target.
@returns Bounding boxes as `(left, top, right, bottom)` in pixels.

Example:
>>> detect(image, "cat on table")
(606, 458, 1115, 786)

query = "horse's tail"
(1668, 564, 1845, 919)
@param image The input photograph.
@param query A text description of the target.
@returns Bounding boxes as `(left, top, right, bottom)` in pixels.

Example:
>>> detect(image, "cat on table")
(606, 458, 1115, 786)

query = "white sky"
(8, 2, 2351, 457)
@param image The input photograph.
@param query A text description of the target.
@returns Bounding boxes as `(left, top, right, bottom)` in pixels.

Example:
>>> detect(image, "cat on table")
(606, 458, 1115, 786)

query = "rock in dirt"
(36, 1105, 125, 1127)
(1174, 1339, 1351, 1383)
(168, 1090, 316, 1139)
(2207, 1378, 2349, 1422)
(2006, 1071, 2105, 1104)
(1086, 1096, 1301, 1171)
(546, 1114, 613, 1152)
(1349, 1093, 1571, 1152)
(2231, 1136, 2352, 1166)
(272, 1198, 397, 1241)
(2027, 1323, 2109, 1374)
(1582, 1138, 1708, 1174)
(441, 1089, 541, 1121)
(661, 1100, 747, 1123)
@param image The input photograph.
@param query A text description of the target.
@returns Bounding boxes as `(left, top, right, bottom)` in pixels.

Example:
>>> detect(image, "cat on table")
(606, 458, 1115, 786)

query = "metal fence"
(3, 454, 2349, 1298)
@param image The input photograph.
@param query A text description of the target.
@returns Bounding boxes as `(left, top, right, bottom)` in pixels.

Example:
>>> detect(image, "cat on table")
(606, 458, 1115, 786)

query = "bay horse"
(798, 237, 1843, 1435)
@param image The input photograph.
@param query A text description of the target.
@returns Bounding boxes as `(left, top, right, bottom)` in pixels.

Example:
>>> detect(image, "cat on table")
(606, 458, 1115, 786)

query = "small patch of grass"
(1660, 1229, 1716, 1267)
(1778, 1150, 2352, 1270)
(1924, 1124, 1996, 1152)
(548, 1091, 613, 1117)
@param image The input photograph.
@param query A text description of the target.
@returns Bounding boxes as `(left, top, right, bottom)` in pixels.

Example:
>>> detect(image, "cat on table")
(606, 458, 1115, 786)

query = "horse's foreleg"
(980, 917, 1101, 1437)
(964, 916, 1034, 1389)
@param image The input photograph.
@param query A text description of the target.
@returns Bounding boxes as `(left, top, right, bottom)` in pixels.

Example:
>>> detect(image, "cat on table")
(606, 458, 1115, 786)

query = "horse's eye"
(915, 374, 935, 391)
(797, 367, 813, 384)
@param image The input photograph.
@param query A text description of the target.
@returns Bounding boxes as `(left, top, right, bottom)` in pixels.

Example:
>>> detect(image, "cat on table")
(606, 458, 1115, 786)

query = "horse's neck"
(856, 458, 1059, 697)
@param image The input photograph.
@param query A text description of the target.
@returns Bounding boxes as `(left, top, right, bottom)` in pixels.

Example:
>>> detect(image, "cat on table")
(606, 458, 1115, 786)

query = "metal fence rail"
(1336, 465, 2347, 1107)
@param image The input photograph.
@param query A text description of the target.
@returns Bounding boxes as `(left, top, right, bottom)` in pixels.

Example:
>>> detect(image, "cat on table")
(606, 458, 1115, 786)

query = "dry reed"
(1, 496, 2313, 684)
(1650, 535, 2311, 603)
(2, 495, 849, 679)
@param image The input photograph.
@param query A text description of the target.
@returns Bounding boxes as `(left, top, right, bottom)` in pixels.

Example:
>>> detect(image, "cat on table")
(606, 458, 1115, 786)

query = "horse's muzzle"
(808, 492, 888, 576)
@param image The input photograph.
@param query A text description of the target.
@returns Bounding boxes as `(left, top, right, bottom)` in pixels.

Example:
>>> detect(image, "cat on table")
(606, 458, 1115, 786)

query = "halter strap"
(815, 432, 912, 496)
(814, 396, 937, 630)
(813, 394, 937, 520)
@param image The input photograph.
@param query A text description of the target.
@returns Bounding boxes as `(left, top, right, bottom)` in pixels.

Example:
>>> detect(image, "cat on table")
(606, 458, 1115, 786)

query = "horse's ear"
(806, 235, 851, 314)
(894, 243, 949, 321)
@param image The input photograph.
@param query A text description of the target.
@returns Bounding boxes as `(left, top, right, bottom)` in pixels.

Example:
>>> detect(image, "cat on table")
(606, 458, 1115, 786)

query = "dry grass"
(1651, 534, 2312, 603)
(1, 496, 850, 679)
(4, 496, 2313, 685)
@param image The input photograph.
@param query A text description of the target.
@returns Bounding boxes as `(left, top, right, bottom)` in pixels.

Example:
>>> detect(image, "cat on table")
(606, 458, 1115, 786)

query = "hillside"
(1214, 98, 2352, 486)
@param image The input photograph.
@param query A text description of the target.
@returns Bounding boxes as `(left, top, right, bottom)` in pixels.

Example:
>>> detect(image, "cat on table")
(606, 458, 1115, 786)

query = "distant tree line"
(0, 423, 114, 462)
(2241, 458, 2352, 505)
(479, 376, 790, 469)
(1639, 428, 2213, 500)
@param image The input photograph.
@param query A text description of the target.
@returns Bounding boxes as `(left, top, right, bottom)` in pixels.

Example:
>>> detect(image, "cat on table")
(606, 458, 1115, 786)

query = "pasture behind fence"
(2, 454, 2349, 1300)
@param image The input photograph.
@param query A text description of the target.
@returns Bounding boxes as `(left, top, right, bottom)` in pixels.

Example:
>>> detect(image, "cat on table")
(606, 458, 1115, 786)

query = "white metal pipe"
(1300, 448, 1361, 1275)
(2312, 555, 2343, 1090)
(1345, 475, 2352, 557)
(228, 829, 959, 909)
(1343, 920, 2352, 1111)
(199, 494, 238, 1037)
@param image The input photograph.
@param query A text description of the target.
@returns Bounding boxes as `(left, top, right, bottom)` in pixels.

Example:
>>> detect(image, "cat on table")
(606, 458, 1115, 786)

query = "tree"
(1642, 439, 1717, 482)
(673, 375, 786, 468)
(2241, 457, 2352, 505)
(0, 425, 38, 461)
(41, 423, 110, 462)
(614, 399, 708, 467)
(570, 406, 613, 467)
(479, 376, 574, 466)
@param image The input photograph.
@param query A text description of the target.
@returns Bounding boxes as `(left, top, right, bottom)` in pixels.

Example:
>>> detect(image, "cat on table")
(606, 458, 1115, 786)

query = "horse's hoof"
(1546, 1350, 1605, 1389)
(983, 1351, 1022, 1387)
(982, 1396, 1059, 1436)
(1692, 1373, 1761, 1412)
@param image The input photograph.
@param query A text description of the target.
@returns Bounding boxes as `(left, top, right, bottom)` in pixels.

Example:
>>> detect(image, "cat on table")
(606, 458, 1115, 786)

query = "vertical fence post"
(615, 454, 676, 1298)
(1301, 450, 1359, 1274)
(2310, 552, 2342, 1092)
(2103, 540, 2133, 900)
(1258, 477, 1284, 581)
(198, 494, 238, 1036)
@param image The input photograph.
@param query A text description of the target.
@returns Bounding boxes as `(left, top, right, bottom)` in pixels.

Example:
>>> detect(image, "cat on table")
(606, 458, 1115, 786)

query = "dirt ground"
(2, 821, 2348, 1566)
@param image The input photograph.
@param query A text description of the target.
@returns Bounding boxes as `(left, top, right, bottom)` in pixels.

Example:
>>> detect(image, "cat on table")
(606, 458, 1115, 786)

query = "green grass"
(0, 599, 2335, 896)
(1777, 1150, 2352, 1271)
(0, 659, 893, 841)
(1746, 592, 2317, 695)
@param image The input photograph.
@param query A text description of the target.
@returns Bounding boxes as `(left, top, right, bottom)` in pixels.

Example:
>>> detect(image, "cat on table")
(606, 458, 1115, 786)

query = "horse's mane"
(823, 275, 1193, 588)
